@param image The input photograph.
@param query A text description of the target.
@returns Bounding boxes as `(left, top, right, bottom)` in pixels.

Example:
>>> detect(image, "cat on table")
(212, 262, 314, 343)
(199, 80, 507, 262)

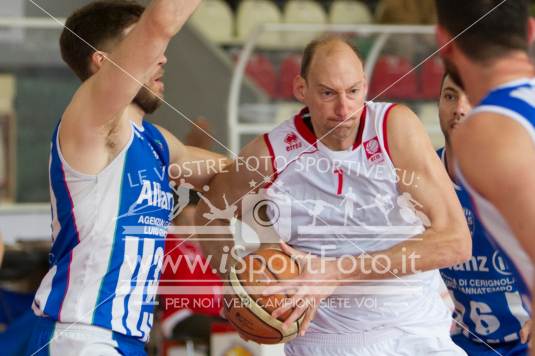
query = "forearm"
(86, 1, 201, 124)
(176, 148, 230, 190)
(339, 228, 470, 281)
(146, 0, 202, 38)
(194, 199, 236, 280)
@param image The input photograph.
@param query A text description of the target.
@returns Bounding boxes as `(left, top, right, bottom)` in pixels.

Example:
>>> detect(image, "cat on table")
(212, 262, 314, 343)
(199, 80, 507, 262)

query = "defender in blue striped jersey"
(438, 74, 530, 355)
(436, 0, 535, 349)
(26, 1, 227, 355)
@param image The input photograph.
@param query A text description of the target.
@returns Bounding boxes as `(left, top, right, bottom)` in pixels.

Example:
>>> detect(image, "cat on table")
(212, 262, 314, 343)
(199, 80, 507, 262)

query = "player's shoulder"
(366, 101, 420, 131)
(151, 122, 171, 138)
(262, 111, 303, 146)
(452, 110, 534, 188)
(240, 134, 271, 158)
(383, 102, 427, 141)
(150, 122, 179, 147)
(458, 110, 531, 146)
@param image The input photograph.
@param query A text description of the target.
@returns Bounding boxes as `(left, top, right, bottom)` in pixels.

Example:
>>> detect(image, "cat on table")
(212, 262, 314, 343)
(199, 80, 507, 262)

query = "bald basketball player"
(197, 35, 470, 355)
(435, 0, 535, 342)
(26, 1, 228, 355)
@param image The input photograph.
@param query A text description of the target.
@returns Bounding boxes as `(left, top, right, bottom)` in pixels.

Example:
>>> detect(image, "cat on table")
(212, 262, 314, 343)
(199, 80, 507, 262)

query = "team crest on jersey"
(364, 137, 384, 163)
(284, 132, 302, 152)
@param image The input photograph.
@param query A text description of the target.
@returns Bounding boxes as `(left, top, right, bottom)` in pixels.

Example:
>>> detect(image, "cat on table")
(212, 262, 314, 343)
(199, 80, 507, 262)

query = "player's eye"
(322, 90, 334, 98)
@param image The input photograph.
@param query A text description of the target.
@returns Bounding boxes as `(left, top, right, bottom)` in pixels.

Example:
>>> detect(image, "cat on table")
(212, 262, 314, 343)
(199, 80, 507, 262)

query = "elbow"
(447, 227, 472, 266)
(145, 15, 176, 41)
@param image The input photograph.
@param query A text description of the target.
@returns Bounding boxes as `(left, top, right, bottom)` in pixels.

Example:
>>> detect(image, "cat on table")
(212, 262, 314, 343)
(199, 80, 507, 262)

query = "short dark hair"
(440, 72, 448, 91)
(60, 0, 145, 81)
(300, 35, 363, 79)
(435, 0, 530, 62)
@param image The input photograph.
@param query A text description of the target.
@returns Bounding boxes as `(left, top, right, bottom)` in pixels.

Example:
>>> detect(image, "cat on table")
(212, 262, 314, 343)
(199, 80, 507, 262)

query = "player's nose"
(159, 54, 168, 66)
(454, 96, 470, 120)
(335, 96, 350, 119)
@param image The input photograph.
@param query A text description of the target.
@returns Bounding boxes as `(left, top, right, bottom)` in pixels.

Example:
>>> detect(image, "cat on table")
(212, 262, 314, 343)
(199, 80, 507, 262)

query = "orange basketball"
(224, 247, 304, 344)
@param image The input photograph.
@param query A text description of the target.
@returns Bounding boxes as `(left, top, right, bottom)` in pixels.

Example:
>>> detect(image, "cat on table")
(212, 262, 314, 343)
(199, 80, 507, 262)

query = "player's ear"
(436, 25, 454, 57)
(89, 50, 107, 75)
(293, 75, 306, 102)
(527, 17, 535, 45)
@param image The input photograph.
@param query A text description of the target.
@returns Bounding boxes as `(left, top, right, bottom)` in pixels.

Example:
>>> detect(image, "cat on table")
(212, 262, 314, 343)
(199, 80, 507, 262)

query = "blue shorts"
(452, 334, 528, 356)
(26, 316, 146, 356)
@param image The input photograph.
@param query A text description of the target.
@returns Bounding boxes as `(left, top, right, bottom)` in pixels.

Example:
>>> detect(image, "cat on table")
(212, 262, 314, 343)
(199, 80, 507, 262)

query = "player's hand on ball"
(262, 241, 341, 337)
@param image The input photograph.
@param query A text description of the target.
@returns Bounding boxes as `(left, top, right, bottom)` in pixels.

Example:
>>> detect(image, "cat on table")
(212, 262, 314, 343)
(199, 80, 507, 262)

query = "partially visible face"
(436, 25, 465, 91)
(133, 64, 165, 114)
(438, 75, 472, 144)
(98, 23, 167, 114)
(443, 57, 465, 91)
(298, 41, 367, 141)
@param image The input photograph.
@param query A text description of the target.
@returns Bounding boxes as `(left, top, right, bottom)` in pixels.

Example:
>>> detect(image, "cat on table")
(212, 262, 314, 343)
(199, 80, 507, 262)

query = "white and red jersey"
(262, 102, 451, 341)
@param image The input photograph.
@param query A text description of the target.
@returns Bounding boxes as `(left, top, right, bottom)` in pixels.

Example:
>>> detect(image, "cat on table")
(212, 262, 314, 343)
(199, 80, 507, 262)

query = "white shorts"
(285, 329, 466, 356)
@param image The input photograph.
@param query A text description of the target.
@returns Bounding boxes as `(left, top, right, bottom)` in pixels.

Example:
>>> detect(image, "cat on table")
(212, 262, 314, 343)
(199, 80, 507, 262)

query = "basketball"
(224, 247, 304, 344)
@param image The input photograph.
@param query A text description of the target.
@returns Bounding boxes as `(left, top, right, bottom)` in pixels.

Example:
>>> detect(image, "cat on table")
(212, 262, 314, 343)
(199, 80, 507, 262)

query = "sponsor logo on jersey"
(284, 132, 303, 152)
(446, 251, 511, 275)
(135, 180, 174, 211)
(492, 250, 512, 276)
(364, 137, 384, 163)
(464, 208, 475, 235)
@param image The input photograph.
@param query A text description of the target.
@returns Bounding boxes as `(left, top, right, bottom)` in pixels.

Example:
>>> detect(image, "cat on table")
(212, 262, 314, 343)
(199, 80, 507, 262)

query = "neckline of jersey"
(293, 105, 367, 151)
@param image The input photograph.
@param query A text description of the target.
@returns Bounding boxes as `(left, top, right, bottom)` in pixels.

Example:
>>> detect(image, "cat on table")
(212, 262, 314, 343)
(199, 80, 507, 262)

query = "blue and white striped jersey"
(456, 78, 535, 298)
(33, 120, 173, 342)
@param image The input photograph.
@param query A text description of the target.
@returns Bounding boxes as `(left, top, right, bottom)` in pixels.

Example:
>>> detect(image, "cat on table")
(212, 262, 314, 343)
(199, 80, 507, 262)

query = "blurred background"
(1, 1, 534, 355)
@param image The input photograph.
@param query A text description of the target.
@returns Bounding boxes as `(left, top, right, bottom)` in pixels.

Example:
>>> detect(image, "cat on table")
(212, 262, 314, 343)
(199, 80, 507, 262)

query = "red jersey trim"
(263, 133, 278, 189)
(382, 104, 397, 160)
(294, 106, 368, 150)
(353, 105, 367, 149)
(294, 108, 318, 147)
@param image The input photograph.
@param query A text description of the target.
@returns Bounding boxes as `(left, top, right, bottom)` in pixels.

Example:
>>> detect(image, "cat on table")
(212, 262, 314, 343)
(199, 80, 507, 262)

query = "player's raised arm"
(68, 0, 200, 127)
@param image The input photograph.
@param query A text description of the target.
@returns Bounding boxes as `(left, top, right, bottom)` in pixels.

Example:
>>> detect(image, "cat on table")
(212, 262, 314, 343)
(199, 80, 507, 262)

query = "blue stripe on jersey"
(121, 237, 145, 336)
(44, 126, 80, 320)
(478, 83, 535, 117)
(479, 80, 535, 129)
(92, 150, 129, 328)
(111, 329, 146, 356)
(142, 122, 170, 164)
(25, 317, 56, 356)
